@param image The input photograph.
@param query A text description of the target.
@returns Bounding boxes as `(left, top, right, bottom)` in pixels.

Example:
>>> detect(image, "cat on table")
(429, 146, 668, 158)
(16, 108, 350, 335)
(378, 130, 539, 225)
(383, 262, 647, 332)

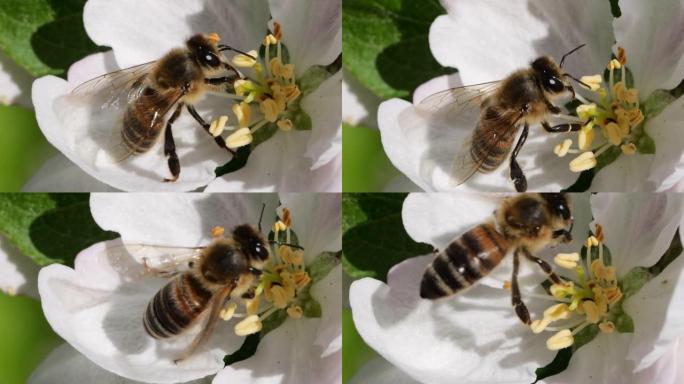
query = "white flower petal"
(647, 96, 684, 191)
(349, 356, 420, 384)
(590, 155, 657, 192)
(625, 249, 684, 372)
(279, 194, 341, 264)
(590, 193, 684, 275)
(431, 1, 613, 85)
(378, 98, 579, 192)
(90, 193, 276, 247)
(38, 240, 242, 383)
(343, 70, 382, 129)
(311, 265, 342, 356)
(205, 131, 340, 192)
(302, 72, 342, 170)
(382, 174, 422, 192)
(411, 72, 463, 105)
(29, 343, 212, 384)
(0, 235, 39, 298)
(613, 0, 684, 98)
(84, 0, 270, 68)
(0, 49, 33, 108)
(349, 255, 550, 384)
(268, 0, 341, 77)
(22, 154, 118, 192)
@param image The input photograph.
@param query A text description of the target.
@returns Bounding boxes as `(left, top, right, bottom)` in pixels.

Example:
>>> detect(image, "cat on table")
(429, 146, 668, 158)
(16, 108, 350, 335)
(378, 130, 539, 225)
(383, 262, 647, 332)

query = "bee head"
(232, 224, 270, 262)
(531, 56, 573, 97)
(187, 33, 222, 69)
(201, 239, 250, 284)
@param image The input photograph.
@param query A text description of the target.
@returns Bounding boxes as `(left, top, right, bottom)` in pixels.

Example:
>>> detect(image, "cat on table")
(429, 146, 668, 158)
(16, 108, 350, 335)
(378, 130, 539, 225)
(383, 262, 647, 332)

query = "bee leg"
(186, 105, 236, 156)
(512, 248, 531, 325)
(163, 103, 184, 182)
(509, 123, 529, 192)
(541, 120, 583, 133)
(521, 247, 565, 285)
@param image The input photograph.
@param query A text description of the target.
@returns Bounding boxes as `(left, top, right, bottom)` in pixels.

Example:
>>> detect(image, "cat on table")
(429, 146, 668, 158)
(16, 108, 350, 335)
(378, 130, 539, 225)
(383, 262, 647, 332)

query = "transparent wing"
(416, 80, 501, 118)
(449, 109, 524, 186)
(104, 243, 204, 277)
(71, 61, 157, 104)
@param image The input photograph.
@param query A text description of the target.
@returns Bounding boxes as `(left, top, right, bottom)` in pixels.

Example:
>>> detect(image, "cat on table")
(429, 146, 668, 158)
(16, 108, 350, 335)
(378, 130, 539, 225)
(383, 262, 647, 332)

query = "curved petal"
(279, 194, 341, 264)
(205, 131, 340, 192)
(647, 96, 684, 191)
(349, 356, 420, 384)
(90, 193, 276, 247)
(268, 0, 341, 77)
(84, 0, 270, 68)
(382, 174, 422, 192)
(431, 1, 613, 85)
(0, 235, 40, 298)
(302, 72, 342, 170)
(22, 155, 118, 192)
(349, 255, 551, 384)
(0, 50, 33, 108)
(590, 193, 684, 275)
(38, 240, 244, 383)
(343, 70, 382, 129)
(311, 265, 342, 355)
(590, 155, 656, 192)
(613, 0, 684, 98)
(378, 98, 579, 192)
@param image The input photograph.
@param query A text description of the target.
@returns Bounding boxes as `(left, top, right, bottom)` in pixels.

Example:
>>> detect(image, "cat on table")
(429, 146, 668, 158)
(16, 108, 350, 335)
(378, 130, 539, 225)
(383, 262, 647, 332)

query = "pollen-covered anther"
(290, 250, 305, 266)
(554, 252, 580, 269)
(273, 220, 287, 233)
(207, 33, 220, 44)
(232, 102, 251, 128)
(287, 306, 303, 319)
(608, 58, 622, 70)
(599, 321, 616, 334)
(569, 151, 597, 172)
(582, 300, 601, 323)
(232, 50, 259, 68)
(578, 124, 595, 150)
(272, 21, 283, 41)
(547, 329, 574, 350)
(263, 34, 278, 46)
(580, 75, 602, 91)
(277, 119, 293, 132)
(269, 284, 290, 309)
(209, 115, 229, 137)
(234, 315, 262, 336)
(550, 281, 574, 299)
(260, 98, 280, 122)
(211, 226, 225, 238)
(225, 127, 253, 149)
(246, 296, 260, 316)
(603, 122, 624, 146)
(293, 270, 311, 289)
(220, 303, 237, 321)
(554, 139, 573, 158)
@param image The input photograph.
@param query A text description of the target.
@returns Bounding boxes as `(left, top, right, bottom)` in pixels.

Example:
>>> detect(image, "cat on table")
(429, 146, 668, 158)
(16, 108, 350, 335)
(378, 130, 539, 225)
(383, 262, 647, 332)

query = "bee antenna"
(563, 73, 591, 89)
(257, 203, 266, 232)
(559, 44, 586, 68)
(218, 44, 256, 60)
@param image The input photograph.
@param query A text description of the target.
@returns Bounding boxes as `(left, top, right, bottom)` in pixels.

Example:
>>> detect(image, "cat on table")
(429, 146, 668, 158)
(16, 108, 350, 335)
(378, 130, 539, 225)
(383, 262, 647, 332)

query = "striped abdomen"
(143, 273, 213, 339)
(420, 223, 509, 299)
(122, 87, 172, 154)
(470, 105, 520, 172)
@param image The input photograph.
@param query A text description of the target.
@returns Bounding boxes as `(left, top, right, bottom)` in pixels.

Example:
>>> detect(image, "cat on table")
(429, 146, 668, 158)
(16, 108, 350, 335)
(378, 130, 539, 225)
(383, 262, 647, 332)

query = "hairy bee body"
(420, 193, 574, 319)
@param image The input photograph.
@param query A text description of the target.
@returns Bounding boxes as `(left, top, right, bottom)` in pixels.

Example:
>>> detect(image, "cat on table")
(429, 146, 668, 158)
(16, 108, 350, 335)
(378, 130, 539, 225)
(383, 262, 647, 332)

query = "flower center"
(530, 224, 625, 350)
(221, 207, 312, 337)
(210, 21, 302, 150)
(554, 48, 646, 172)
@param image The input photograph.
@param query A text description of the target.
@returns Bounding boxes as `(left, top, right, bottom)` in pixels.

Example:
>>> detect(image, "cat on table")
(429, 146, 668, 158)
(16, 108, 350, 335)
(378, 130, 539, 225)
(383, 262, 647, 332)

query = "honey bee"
(417, 45, 589, 192)
(142, 223, 269, 362)
(420, 193, 573, 325)
(72, 33, 253, 182)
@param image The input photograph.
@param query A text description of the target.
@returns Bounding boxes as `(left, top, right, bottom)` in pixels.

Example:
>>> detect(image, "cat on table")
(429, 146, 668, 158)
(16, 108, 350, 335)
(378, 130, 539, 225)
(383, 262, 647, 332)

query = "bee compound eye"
(547, 76, 565, 93)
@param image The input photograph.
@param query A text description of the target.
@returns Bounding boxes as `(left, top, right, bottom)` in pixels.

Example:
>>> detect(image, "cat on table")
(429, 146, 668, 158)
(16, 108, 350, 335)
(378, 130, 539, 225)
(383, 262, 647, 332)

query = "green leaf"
(609, 0, 622, 17)
(595, 146, 622, 172)
(223, 333, 260, 366)
(342, 308, 377, 383)
(643, 89, 677, 119)
(298, 54, 342, 96)
(534, 348, 572, 383)
(636, 132, 656, 154)
(343, 124, 400, 192)
(342, 193, 433, 281)
(214, 146, 251, 178)
(0, 0, 106, 77)
(0, 193, 119, 266)
(343, 0, 456, 99)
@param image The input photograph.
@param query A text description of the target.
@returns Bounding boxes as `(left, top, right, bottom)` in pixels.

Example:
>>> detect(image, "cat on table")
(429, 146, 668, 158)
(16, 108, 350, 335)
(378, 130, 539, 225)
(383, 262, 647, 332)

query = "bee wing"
(416, 80, 501, 119)
(449, 109, 524, 186)
(102, 243, 203, 276)
(71, 61, 157, 100)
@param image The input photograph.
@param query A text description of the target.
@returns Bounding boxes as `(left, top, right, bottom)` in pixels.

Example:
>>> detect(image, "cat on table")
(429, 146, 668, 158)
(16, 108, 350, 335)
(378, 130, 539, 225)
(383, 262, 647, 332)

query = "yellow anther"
(617, 47, 627, 65)
(273, 220, 287, 233)
(590, 259, 605, 279)
(547, 329, 574, 350)
(293, 271, 311, 289)
(576, 103, 598, 121)
(281, 207, 292, 227)
(580, 75, 602, 91)
(554, 139, 573, 158)
(603, 122, 624, 146)
(599, 321, 616, 334)
(278, 245, 294, 263)
(287, 306, 303, 319)
(550, 281, 574, 299)
(282, 84, 301, 102)
(269, 57, 283, 77)
(578, 124, 594, 150)
(290, 250, 305, 266)
(211, 226, 225, 238)
(220, 303, 237, 321)
(209, 115, 229, 137)
(232, 102, 251, 128)
(277, 119, 293, 132)
(626, 109, 644, 126)
(569, 151, 597, 172)
(621, 143, 639, 155)
(272, 21, 283, 41)
(280, 64, 295, 81)
(608, 59, 622, 70)
(595, 224, 604, 242)
(233, 50, 259, 68)
(246, 295, 260, 316)
(234, 315, 262, 336)
(582, 301, 601, 323)
(544, 303, 572, 321)
(554, 253, 580, 269)
(605, 286, 623, 304)
(259, 98, 280, 122)
(207, 33, 221, 44)
(588, 236, 599, 247)
(269, 285, 289, 309)
(531, 319, 550, 334)
(263, 34, 278, 46)
(225, 127, 253, 149)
